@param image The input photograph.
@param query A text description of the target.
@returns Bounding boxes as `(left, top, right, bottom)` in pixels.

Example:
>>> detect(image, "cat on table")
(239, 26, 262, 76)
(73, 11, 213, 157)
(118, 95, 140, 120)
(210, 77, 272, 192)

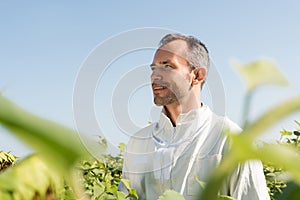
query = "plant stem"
(242, 91, 253, 129)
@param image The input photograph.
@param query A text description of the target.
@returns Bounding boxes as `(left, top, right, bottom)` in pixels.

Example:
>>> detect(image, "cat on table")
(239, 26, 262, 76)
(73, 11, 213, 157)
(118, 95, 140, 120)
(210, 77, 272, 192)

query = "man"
(120, 33, 270, 200)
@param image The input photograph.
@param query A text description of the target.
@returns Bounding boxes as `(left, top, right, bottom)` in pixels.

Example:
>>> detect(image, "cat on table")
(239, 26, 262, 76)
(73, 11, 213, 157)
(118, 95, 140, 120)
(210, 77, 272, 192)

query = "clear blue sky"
(1, 1, 300, 156)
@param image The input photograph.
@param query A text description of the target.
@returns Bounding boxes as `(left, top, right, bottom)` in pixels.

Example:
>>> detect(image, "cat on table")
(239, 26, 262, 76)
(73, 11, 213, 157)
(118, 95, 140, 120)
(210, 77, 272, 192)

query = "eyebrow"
(150, 60, 171, 67)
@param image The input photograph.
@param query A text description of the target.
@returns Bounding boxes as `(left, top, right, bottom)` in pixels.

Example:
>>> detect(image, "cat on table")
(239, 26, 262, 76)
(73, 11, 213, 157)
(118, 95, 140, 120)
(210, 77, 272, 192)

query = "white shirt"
(121, 105, 270, 200)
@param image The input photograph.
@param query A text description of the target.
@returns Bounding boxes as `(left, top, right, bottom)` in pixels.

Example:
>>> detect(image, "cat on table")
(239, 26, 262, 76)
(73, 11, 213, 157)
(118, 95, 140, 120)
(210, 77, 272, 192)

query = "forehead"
(153, 40, 189, 64)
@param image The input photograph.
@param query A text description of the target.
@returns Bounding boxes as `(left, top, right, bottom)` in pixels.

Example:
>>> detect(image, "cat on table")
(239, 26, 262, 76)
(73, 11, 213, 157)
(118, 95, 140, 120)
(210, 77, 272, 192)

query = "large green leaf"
(243, 96, 300, 141)
(158, 190, 185, 200)
(231, 59, 288, 92)
(0, 154, 61, 200)
(0, 95, 89, 174)
(200, 96, 300, 200)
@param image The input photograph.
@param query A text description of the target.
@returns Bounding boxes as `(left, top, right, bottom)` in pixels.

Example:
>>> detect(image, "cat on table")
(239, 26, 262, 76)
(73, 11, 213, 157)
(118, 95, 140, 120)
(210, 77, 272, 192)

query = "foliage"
(0, 94, 91, 200)
(0, 154, 62, 200)
(0, 151, 16, 171)
(0, 58, 299, 200)
(263, 121, 300, 199)
(231, 59, 288, 92)
(157, 190, 185, 200)
(263, 162, 286, 199)
(198, 59, 300, 200)
(231, 58, 289, 128)
(80, 138, 137, 200)
(0, 94, 89, 176)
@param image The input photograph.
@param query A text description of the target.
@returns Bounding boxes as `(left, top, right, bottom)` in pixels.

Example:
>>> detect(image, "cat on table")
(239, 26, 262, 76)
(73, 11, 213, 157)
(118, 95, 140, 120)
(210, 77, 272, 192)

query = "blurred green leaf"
(93, 183, 105, 197)
(217, 195, 236, 200)
(200, 95, 300, 200)
(117, 191, 127, 200)
(231, 59, 288, 92)
(0, 151, 16, 171)
(118, 143, 126, 152)
(127, 188, 138, 199)
(280, 129, 292, 136)
(243, 96, 300, 141)
(194, 174, 206, 189)
(293, 131, 300, 136)
(0, 95, 89, 174)
(0, 154, 61, 200)
(158, 190, 185, 200)
(256, 144, 300, 185)
(120, 179, 131, 190)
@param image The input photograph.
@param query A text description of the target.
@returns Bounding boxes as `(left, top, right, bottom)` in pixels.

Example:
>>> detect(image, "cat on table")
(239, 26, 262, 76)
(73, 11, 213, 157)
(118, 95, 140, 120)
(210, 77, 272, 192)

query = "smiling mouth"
(152, 84, 167, 93)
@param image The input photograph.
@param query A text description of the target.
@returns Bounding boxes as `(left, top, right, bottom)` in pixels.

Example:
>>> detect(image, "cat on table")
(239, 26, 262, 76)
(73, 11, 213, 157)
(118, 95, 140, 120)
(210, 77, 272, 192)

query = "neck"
(164, 94, 202, 126)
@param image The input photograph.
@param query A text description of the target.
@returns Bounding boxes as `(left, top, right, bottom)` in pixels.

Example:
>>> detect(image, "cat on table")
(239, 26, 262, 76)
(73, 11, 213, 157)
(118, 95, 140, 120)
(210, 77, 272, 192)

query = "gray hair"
(158, 33, 210, 71)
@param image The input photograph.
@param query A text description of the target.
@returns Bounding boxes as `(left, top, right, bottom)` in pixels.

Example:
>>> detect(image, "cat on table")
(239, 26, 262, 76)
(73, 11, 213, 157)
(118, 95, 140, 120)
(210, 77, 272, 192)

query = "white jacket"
(121, 105, 270, 200)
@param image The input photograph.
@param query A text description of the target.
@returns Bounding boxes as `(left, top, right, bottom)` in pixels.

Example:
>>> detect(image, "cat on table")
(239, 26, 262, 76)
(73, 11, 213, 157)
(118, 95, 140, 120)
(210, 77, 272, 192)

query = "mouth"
(152, 84, 167, 94)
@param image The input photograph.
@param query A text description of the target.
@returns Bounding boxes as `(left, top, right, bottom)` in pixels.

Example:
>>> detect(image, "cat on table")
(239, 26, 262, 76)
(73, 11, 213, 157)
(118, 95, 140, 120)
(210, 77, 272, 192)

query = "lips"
(153, 85, 165, 90)
(152, 84, 167, 93)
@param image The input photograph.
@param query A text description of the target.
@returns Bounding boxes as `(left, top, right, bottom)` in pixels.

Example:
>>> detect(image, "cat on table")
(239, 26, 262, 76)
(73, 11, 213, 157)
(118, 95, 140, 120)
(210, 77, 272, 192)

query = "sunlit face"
(150, 40, 193, 106)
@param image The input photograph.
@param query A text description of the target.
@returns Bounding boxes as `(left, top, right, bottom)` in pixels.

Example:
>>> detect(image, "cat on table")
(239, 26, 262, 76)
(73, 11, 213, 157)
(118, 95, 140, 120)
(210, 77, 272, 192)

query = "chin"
(154, 101, 163, 106)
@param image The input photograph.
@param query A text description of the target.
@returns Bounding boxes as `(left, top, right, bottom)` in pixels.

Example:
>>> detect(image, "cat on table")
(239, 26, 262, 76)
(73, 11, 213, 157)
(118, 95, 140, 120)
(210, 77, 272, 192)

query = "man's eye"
(164, 64, 173, 69)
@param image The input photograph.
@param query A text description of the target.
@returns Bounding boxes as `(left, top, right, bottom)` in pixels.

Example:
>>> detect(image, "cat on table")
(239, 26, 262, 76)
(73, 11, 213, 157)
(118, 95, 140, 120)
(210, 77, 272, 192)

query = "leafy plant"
(0, 154, 63, 200)
(263, 121, 300, 199)
(263, 162, 286, 199)
(0, 94, 91, 199)
(80, 138, 137, 200)
(157, 190, 185, 200)
(198, 59, 300, 200)
(0, 58, 299, 200)
(231, 59, 288, 128)
(0, 94, 89, 176)
(0, 151, 16, 171)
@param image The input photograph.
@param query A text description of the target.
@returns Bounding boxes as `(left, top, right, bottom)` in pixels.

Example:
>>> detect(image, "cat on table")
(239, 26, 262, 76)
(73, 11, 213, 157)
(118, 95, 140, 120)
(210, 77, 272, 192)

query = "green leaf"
(231, 59, 288, 92)
(243, 96, 300, 141)
(106, 185, 118, 197)
(0, 154, 62, 200)
(158, 190, 185, 200)
(0, 95, 90, 174)
(118, 143, 126, 152)
(200, 96, 300, 200)
(120, 179, 131, 190)
(294, 120, 300, 127)
(293, 131, 300, 136)
(127, 189, 138, 199)
(93, 183, 105, 197)
(116, 191, 126, 200)
(217, 195, 236, 200)
(194, 174, 206, 189)
(266, 173, 276, 177)
(280, 129, 292, 136)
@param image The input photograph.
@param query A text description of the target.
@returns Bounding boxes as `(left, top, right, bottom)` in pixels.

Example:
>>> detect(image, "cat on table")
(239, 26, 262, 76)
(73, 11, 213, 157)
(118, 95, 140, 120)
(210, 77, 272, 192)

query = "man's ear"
(192, 67, 207, 86)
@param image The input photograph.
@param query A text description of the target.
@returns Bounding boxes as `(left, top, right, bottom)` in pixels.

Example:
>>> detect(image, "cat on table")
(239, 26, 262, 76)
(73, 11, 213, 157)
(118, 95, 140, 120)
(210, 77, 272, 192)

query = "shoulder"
(126, 124, 154, 152)
(223, 116, 242, 134)
(208, 111, 241, 135)
(203, 113, 241, 155)
(129, 123, 153, 140)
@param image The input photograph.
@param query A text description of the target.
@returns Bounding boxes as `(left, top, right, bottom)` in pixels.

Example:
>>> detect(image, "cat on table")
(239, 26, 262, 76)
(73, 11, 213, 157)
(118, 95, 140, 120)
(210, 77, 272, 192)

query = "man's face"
(150, 40, 193, 106)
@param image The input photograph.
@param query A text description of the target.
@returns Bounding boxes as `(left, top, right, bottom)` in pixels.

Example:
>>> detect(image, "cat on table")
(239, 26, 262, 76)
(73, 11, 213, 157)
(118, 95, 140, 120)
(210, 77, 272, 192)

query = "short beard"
(154, 92, 178, 106)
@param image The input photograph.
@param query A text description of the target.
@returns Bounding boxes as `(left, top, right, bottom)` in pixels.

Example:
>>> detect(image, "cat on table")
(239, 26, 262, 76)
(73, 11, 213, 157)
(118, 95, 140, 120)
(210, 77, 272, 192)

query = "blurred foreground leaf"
(0, 154, 61, 200)
(158, 190, 185, 200)
(0, 151, 16, 171)
(231, 59, 288, 92)
(0, 95, 89, 175)
(200, 95, 300, 200)
(217, 195, 236, 200)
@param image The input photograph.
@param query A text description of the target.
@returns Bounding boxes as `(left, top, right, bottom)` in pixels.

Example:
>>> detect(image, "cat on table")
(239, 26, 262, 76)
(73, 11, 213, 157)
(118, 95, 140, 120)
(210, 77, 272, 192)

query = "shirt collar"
(156, 105, 212, 142)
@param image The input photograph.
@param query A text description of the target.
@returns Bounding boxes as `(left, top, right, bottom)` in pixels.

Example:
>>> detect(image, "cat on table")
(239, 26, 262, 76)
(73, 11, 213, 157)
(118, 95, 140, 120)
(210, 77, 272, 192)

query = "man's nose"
(151, 70, 163, 82)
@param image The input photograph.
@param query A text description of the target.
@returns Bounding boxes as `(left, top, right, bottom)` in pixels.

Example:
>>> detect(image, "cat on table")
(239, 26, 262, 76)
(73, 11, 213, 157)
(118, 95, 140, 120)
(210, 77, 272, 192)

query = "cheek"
(170, 71, 192, 86)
